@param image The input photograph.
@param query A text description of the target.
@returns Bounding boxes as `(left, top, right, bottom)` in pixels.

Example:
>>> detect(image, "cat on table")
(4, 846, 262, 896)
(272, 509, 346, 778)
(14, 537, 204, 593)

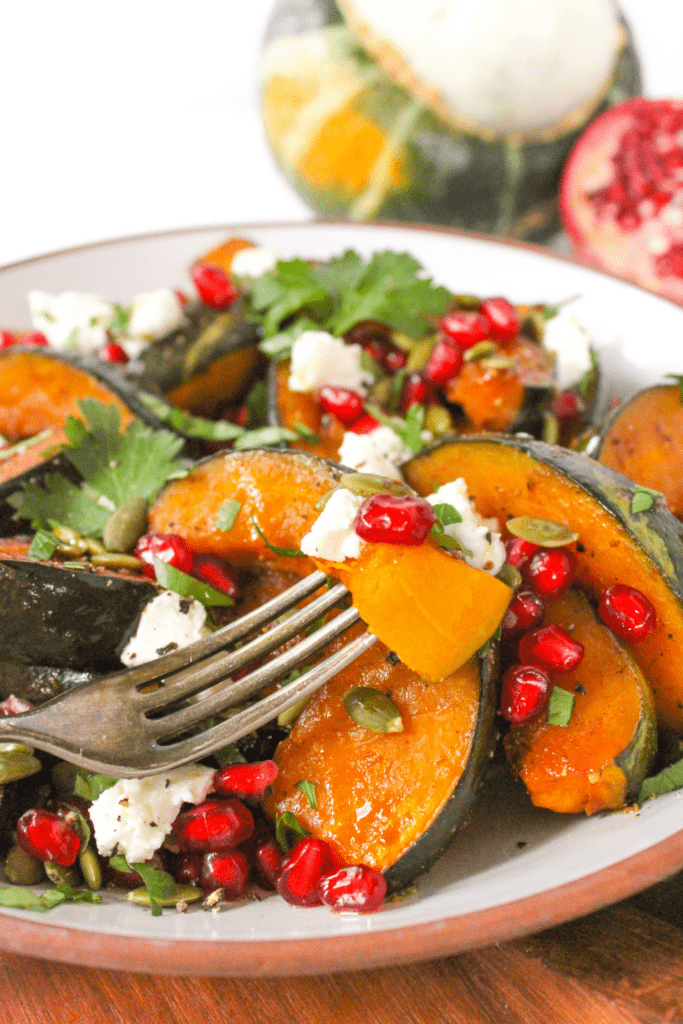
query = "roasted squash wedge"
(266, 633, 499, 889)
(267, 359, 346, 461)
(404, 434, 683, 733)
(505, 588, 656, 814)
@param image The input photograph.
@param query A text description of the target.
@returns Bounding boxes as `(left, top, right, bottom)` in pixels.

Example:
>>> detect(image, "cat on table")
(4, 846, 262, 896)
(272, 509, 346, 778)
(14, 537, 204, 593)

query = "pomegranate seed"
(236, 406, 249, 427)
(192, 263, 238, 309)
(348, 412, 380, 434)
(355, 493, 436, 546)
(505, 537, 539, 569)
(362, 338, 391, 369)
(199, 850, 250, 896)
(479, 297, 520, 341)
(552, 390, 583, 421)
(0, 694, 33, 715)
(400, 372, 435, 412)
(502, 590, 546, 633)
(100, 341, 129, 364)
(213, 760, 278, 802)
(0, 331, 17, 350)
(599, 584, 657, 642)
(318, 864, 387, 913)
(16, 808, 80, 866)
(318, 386, 365, 427)
(424, 338, 463, 385)
(175, 853, 203, 885)
(519, 624, 584, 672)
(500, 664, 551, 725)
(174, 289, 189, 307)
(173, 798, 254, 852)
(523, 547, 576, 598)
(439, 311, 489, 350)
(193, 554, 240, 599)
(20, 332, 49, 347)
(275, 837, 338, 907)
(134, 532, 194, 581)
(253, 839, 283, 889)
(383, 346, 408, 372)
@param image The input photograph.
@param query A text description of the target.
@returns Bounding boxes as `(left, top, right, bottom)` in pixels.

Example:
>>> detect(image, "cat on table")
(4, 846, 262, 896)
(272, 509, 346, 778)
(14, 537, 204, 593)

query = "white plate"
(1, 220, 683, 977)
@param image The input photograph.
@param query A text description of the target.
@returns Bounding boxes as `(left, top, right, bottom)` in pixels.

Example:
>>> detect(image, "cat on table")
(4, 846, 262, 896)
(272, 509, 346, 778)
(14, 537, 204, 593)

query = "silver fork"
(0, 572, 377, 778)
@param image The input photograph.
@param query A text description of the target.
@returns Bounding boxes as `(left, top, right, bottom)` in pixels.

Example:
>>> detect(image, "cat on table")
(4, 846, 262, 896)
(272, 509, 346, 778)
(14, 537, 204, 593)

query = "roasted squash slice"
(404, 434, 683, 733)
(505, 588, 656, 814)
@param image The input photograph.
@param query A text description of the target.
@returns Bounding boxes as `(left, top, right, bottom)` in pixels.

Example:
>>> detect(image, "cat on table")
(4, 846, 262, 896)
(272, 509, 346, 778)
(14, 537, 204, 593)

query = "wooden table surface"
(4, 883, 683, 1024)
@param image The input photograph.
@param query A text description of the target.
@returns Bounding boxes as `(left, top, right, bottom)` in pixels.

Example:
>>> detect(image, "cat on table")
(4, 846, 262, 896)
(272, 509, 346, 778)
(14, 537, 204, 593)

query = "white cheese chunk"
(427, 479, 506, 574)
(90, 764, 215, 863)
(120, 591, 209, 667)
(338, 425, 412, 481)
(230, 245, 279, 278)
(288, 330, 373, 394)
(542, 311, 593, 390)
(128, 288, 185, 340)
(27, 290, 114, 353)
(300, 487, 365, 562)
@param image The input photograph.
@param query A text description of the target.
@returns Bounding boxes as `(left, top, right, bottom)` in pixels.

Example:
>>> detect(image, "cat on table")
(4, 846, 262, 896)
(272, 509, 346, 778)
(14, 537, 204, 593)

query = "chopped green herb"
(214, 498, 242, 532)
(243, 379, 268, 427)
(64, 328, 81, 351)
(666, 373, 683, 403)
(108, 303, 132, 337)
(364, 402, 427, 455)
(0, 429, 53, 461)
(293, 422, 321, 444)
(295, 780, 318, 810)
(546, 686, 575, 727)
(275, 811, 311, 853)
(138, 392, 244, 442)
(62, 561, 88, 570)
(630, 485, 662, 515)
(153, 557, 234, 606)
(0, 884, 101, 912)
(575, 350, 598, 401)
(431, 503, 462, 527)
(109, 855, 177, 916)
(213, 743, 247, 768)
(251, 516, 306, 558)
(257, 317, 320, 359)
(54, 881, 102, 904)
(639, 756, 683, 803)
(27, 529, 58, 561)
(232, 425, 298, 450)
(74, 771, 118, 802)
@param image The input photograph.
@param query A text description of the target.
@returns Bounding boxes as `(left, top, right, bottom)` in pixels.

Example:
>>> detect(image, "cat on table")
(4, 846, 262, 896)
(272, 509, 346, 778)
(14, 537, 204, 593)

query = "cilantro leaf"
(10, 472, 110, 535)
(27, 529, 58, 561)
(74, 772, 118, 802)
(630, 485, 662, 515)
(431, 503, 463, 527)
(0, 429, 54, 462)
(251, 516, 306, 558)
(138, 393, 244, 442)
(640, 757, 683, 802)
(153, 557, 234, 606)
(109, 855, 177, 916)
(546, 686, 575, 727)
(275, 811, 311, 853)
(295, 780, 317, 810)
(233, 426, 298, 450)
(0, 883, 101, 912)
(364, 402, 428, 455)
(666, 373, 683, 403)
(251, 259, 330, 337)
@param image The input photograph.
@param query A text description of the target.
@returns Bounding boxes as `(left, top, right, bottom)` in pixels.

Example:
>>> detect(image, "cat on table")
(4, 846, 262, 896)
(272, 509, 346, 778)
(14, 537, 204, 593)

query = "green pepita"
(506, 516, 579, 547)
(479, 355, 514, 371)
(453, 294, 481, 310)
(78, 846, 103, 891)
(389, 331, 414, 353)
(0, 749, 42, 784)
(44, 861, 80, 887)
(277, 695, 311, 728)
(90, 552, 144, 571)
(126, 884, 203, 907)
(463, 341, 497, 362)
(368, 377, 394, 408)
(343, 687, 404, 734)
(103, 496, 149, 553)
(541, 409, 560, 445)
(406, 336, 436, 372)
(497, 563, 522, 589)
(423, 404, 453, 437)
(3, 844, 44, 886)
(339, 473, 412, 499)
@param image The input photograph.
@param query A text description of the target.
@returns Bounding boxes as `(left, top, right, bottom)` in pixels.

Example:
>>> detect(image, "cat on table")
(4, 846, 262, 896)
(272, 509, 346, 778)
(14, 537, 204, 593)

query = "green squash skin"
(262, 2, 641, 242)
(615, 690, 658, 802)
(0, 663, 99, 708)
(384, 640, 499, 892)
(0, 558, 157, 671)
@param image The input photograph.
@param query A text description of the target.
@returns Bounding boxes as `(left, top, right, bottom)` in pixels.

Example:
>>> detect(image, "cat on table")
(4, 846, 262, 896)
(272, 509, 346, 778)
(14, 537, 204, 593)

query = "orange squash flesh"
(196, 237, 256, 276)
(315, 541, 511, 682)
(0, 427, 64, 484)
(596, 384, 683, 520)
(166, 345, 261, 416)
(264, 633, 481, 872)
(405, 438, 683, 733)
(505, 589, 656, 815)
(0, 352, 133, 442)
(273, 360, 346, 461)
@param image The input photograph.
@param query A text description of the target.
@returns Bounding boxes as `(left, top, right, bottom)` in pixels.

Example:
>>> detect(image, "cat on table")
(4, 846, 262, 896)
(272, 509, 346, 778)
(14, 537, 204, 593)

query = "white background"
(0, 0, 681, 267)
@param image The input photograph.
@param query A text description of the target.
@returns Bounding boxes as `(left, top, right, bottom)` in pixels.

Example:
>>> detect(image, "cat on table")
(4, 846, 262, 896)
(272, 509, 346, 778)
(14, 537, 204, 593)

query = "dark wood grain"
(2, 903, 681, 1024)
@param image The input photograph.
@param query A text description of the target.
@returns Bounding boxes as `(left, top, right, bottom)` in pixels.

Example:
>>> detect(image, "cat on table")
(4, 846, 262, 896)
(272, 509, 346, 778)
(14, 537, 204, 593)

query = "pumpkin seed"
(3, 844, 44, 886)
(463, 341, 497, 362)
(126, 884, 203, 907)
(507, 516, 579, 547)
(78, 846, 103, 891)
(541, 409, 560, 445)
(406, 336, 436, 372)
(423, 404, 453, 437)
(453, 294, 481, 310)
(479, 355, 514, 371)
(339, 473, 412, 499)
(51, 761, 80, 798)
(368, 377, 394, 408)
(0, 749, 42, 784)
(103, 496, 149, 553)
(90, 552, 144, 571)
(277, 695, 310, 728)
(497, 563, 522, 589)
(44, 861, 80, 887)
(343, 687, 404, 733)
(389, 331, 414, 352)
(84, 536, 106, 556)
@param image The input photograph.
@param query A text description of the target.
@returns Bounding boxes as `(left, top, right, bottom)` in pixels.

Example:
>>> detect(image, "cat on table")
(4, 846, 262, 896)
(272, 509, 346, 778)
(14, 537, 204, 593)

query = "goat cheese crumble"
(231, 245, 279, 278)
(426, 479, 506, 574)
(28, 290, 114, 353)
(288, 330, 373, 394)
(338, 425, 413, 480)
(300, 487, 366, 562)
(542, 311, 593, 390)
(128, 288, 185, 341)
(119, 590, 210, 667)
(89, 764, 215, 863)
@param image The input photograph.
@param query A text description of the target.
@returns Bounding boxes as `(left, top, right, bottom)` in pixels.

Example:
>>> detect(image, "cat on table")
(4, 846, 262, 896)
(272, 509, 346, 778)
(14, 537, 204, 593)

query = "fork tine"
(148, 604, 362, 738)
(148, 630, 380, 771)
(113, 570, 329, 689)
(136, 581, 349, 711)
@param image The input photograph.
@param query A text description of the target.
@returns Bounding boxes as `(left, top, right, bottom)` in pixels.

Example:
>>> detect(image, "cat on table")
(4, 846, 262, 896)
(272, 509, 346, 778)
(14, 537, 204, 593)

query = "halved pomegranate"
(560, 98, 683, 303)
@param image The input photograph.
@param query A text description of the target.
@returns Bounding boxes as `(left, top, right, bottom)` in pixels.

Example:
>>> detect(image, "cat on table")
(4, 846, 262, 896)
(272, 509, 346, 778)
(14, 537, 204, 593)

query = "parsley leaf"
(546, 686, 575, 727)
(214, 499, 241, 532)
(9, 399, 190, 536)
(295, 780, 317, 810)
(630, 485, 662, 515)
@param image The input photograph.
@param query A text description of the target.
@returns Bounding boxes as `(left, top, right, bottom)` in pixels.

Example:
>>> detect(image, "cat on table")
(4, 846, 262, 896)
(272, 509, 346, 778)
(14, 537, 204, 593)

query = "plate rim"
(2, 217, 683, 975)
